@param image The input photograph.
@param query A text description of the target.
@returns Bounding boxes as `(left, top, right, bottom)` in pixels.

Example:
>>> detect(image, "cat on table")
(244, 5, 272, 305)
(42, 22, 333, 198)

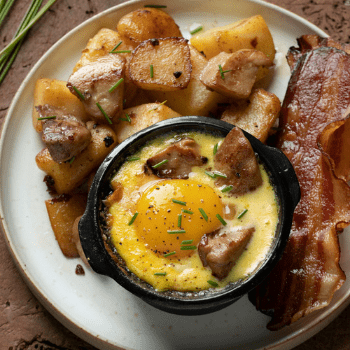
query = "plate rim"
(0, 0, 339, 349)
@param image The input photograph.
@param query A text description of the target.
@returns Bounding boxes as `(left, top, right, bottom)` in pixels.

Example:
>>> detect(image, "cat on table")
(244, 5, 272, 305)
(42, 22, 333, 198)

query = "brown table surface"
(1, 0, 350, 349)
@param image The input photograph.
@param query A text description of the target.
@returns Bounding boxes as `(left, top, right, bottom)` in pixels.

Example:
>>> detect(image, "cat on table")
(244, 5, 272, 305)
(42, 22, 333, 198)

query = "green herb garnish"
(167, 229, 186, 234)
(108, 78, 124, 93)
(190, 26, 203, 35)
(68, 156, 75, 164)
(205, 170, 216, 179)
(152, 159, 168, 168)
(164, 251, 176, 257)
(150, 64, 154, 78)
(96, 102, 112, 124)
(148, 100, 167, 111)
(181, 240, 194, 245)
(180, 245, 197, 250)
(213, 143, 218, 155)
(154, 272, 167, 276)
(213, 171, 227, 178)
(177, 214, 182, 228)
(37, 115, 56, 120)
(182, 209, 193, 215)
(237, 209, 248, 219)
(218, 64, 232, 79)
(73, 86, 85, 100)
(120, 112, 131, 123)
(198, 208, 208, 222)
(109, 41, 122, 53)
(221, 185, 233, 193)
(207, 280, 219, 287)
(110, 50, 131, 54)
(127, 156, 140, 161)
(216, 214, 227, 226)
(128, 212, 139, 225)
(172, 199, 186, 206)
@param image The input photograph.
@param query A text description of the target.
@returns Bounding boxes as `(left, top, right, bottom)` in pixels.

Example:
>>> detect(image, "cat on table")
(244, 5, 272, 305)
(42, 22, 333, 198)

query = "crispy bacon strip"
(252, 46, 350, 330)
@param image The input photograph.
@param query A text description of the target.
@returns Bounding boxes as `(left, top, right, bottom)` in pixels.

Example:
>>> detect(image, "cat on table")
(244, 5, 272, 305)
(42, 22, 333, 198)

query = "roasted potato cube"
(200, 50, 273, 99)
(67, 55, 125, 124)
(33, 79, 89, 133)
(113, 103, 181, 143)
(129, 38, 191, 91)
(220, 88, 281, 143)
(36, 122, 117, 194)
(117, 8, 182, 47)
(73, 28, 138, 107)
(147, 46, 228, 116)
(190, 15, 275, 80)
(45, 194, 87, 258)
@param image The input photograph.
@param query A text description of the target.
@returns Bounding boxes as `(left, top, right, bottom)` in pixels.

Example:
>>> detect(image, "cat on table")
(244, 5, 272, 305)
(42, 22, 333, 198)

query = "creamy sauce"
(108, 132, 279, 292)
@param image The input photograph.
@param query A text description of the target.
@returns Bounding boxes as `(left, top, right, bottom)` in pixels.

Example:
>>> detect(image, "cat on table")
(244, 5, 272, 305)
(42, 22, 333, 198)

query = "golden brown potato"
(113, 103, 181, 143)
(117, 8, 182, 47)
(200, 50, 273, 99)
(73, 28, 138, 107)
(147, 46, 228, 116)
(36, 122, 118, 194)
(33, 79, 89, 133)
(190, 15, 275, 80)
(220, 88, 281, 143)
(129, 38, 191, 91)
(45, 194, 87, 258)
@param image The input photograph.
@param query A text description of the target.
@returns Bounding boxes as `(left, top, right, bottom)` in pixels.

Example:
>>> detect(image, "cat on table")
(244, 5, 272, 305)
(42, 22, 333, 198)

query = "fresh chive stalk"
(127, 156, 140, 161)
(172, 199, 186, 206)
(198, 208, 208, 221)
(108, 78, 124, 93)
(164, 251, 176, 257)
(73, 86, 85, 100)
(190, 26, 203, 35)
(37, 115, 56, 120)
(148, 100, 167, 111)
(0, 0, 15, 28)
(182, 209, 193, 215)
(109, 41, 122, 53)
(177, 214, 182, 228)
(219, 64, 225, 79)
(213, 171, 227, 178)
(205, 171, 216, 179)
(213, 143, 218, 155)
(216, 214, 227, 226)
(180, 245, 197, 250)
(167, 230, 186, 234)
(181, 240, 194, 245)
(207, 280, 219, 287)
(110, 50, 131, 54)
(152, 159, 168, 168)
(120, 112, 131, 123)
(96, 102, 113, 124)
(128, 212, 139, 225)
(237, 209, 248, 219)
(154, 272, 167, 276)
(150, 64, 154, 78)
(221, 185, 233, 193)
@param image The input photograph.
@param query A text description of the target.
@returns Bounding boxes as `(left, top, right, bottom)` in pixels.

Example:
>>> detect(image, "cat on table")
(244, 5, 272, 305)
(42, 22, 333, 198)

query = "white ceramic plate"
(1, 0, 348, 349)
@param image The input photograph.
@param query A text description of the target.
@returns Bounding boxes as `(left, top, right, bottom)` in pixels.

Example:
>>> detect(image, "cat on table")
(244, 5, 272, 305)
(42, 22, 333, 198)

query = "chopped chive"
(109, 41, 122, 53)
(37, 115, 56, 120)
(218, 64, 225, 79)
(182, 209, 193, 215)
(150, 64, 154, 78)
(221, 185, 233, 193)
(128, 212, 139, 225)
(96, 102, 113, 124)
(222, 69, 232, 74)
(73, 86, 85, 100)
(181, 239, 194, 245)
(144, 4, 167, 8)
(216, 214, 227, 226)
(69, 156, 75, 164)
(213, 143, 218, 155)
(213, 171, 227, 178)
(237, 209, 248, 219)
(164, 251, 176, 257)
(198, 208, 208, 222)
(180, 245, 197, 250)
(120, 112, 131, 123)
(205, 170, 216, 179)
(108, 78, 124, 93)
(154, 272, 167, 276)
(190, 26, 203, 35)
(127, 156, 140, 161)
(148, 100, 167, 112)
(152, 159, 168, 168)
(167, 229, 186, 234)
(172, 199, 186, 206)
(110, 50, 131, 53)
(177, 214, 182, 228)
(207, 280, 219, 287)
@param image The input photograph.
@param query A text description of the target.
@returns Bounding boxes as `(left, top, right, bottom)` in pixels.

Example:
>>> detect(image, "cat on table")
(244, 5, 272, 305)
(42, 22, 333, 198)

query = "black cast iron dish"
(78, 116, 300, 315)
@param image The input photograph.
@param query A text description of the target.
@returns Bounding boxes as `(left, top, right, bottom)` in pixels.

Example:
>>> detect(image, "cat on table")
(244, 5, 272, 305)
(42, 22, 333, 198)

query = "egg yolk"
(135, 179, 224, 259)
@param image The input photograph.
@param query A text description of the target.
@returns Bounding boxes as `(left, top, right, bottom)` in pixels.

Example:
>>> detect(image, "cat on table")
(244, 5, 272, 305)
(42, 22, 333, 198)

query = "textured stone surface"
(1, 0, 350, 349)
